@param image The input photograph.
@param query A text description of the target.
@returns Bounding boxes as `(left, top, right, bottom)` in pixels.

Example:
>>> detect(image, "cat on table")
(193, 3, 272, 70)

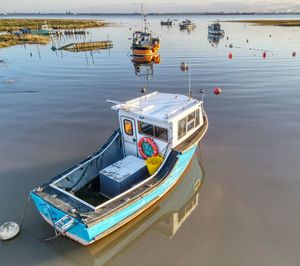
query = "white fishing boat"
(31, 89, 208, 245)
(208, 21, 225, 35)
(161, 19, 172, 26)
(179, 19, 196, 30)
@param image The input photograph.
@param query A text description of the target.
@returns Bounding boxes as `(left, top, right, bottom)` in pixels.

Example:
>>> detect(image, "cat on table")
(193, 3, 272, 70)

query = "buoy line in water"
(225, 44, 272, 52)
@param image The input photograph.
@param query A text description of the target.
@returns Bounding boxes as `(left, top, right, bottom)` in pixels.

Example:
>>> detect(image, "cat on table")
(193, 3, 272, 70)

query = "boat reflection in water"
(50, 146, 205, 265)
(131, 53, 161, 78)
(208, 33, 224, 46)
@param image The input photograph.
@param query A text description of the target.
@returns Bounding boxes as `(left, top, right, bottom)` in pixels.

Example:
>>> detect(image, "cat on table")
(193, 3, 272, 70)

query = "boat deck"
(33, 114, 208, 229)
(33, 149, 179, 228)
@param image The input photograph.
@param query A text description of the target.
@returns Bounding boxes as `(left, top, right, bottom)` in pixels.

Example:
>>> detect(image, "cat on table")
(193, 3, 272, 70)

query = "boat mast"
(141, 3, 147, 32)
(189, 58, 192, 100)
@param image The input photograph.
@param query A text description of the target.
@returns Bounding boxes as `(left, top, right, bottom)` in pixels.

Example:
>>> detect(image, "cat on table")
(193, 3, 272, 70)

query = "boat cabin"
(208, 21, 224, 35)
(133, 31, 153, 47)
(45, 91, 205, 210)
(212, 23, 221, 31)
(113, 91, 203, 158)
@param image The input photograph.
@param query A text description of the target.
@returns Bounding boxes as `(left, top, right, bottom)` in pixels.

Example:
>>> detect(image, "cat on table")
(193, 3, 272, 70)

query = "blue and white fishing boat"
(31, 90, 208, 245)
(208, 21, 225, 35)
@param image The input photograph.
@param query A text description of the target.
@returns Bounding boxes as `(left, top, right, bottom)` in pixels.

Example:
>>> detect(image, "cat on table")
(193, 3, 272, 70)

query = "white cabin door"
(121, 116, 138, 156)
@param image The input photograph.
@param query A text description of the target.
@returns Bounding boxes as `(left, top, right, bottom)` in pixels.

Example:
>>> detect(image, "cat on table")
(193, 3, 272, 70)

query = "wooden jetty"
(64, 30, 86, 35)
(55, 41, 113, 52)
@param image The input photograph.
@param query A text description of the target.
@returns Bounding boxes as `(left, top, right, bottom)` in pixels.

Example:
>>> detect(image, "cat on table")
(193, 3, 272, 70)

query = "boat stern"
(30, 191, 94, 245)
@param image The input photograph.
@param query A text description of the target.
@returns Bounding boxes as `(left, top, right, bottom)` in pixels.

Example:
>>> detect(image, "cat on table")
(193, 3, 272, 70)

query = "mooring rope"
(18, 191, 43, 241)
(20, 192, 32, 229)
(42, 220, 80, 242)
(18, 191, 80, 242)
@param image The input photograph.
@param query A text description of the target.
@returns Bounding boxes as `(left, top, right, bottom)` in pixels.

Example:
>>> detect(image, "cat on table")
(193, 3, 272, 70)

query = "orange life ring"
(138, 137, 159, 159)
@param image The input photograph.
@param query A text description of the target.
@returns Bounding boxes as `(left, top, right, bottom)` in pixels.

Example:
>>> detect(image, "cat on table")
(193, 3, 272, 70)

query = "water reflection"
(207, 33, 224, 46)
(49, 146, 205, 265)
(131, 54, 161, 78)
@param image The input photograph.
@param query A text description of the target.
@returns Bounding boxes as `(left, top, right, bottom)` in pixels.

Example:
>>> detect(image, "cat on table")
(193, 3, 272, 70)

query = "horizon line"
(1, 11, 300, 15)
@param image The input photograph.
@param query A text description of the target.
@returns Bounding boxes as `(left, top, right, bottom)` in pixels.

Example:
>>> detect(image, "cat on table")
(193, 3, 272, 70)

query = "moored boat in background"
(131, 31, 160, 57)
(179, 19, 196, 30)
(131, 7, 160, 57)
(161, 19, 172, 26)
(208, 21, 225, 35)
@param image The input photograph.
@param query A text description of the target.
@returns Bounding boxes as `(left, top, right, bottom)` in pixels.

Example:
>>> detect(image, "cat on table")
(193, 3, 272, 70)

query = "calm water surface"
(1, 15, 300, 266)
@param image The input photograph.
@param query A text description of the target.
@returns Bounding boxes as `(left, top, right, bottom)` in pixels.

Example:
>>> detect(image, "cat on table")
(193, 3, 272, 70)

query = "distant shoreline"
(1, 12, 300, 16)
(0, 18, 107, 49)
(229, 20, 300, 26)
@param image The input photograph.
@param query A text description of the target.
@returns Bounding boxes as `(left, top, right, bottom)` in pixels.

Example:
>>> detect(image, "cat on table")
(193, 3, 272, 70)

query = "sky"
(1, 0, 300, 13)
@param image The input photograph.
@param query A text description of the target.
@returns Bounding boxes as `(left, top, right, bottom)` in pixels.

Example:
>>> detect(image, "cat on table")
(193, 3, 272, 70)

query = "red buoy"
(263, 51, 267, 58)
(214, 88, 221, 95)
(229, 52, 233, 59)
(292, 51, 296, 57)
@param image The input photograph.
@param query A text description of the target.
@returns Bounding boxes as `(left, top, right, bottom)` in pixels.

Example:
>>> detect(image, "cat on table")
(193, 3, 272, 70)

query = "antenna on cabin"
(180, 58, 192, 100)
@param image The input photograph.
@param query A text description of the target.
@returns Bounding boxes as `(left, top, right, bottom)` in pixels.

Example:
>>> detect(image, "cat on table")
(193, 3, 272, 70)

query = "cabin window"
(178, 118, 186, 139)
(178, 109, 201, 140)
(138, 121, 168, 141)
(124, 119, 133, 136)
(187, 120, 195, 132)
(195, 109, 200, 126)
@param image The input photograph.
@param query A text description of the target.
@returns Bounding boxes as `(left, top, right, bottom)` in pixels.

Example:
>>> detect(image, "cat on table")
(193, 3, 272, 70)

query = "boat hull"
(180, 25, 196, 30)
(208, 29, 224, 35)
(132, 48, 159, 57)
(31, 143, 199, 245)
(132, 53, 160, 64)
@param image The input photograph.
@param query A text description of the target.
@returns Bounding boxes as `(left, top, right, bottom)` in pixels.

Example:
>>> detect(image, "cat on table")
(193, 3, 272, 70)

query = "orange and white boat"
(131, 9, 160, 57)
(131, 31, 160, 57)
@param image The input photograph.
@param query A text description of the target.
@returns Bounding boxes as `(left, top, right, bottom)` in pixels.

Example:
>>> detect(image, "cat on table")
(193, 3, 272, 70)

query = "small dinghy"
(0, 222, 20, 240)
(31, 90, 208, 245)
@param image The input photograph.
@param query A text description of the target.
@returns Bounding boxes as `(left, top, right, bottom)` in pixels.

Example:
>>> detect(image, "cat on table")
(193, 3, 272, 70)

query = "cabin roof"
(110, 91, 201, 123)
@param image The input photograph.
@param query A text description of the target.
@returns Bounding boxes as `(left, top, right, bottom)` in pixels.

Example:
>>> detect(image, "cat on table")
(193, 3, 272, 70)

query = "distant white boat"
(161, 19, 172, 26)
(208, 21, 225, 35)
(180, 19, 196, 30)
